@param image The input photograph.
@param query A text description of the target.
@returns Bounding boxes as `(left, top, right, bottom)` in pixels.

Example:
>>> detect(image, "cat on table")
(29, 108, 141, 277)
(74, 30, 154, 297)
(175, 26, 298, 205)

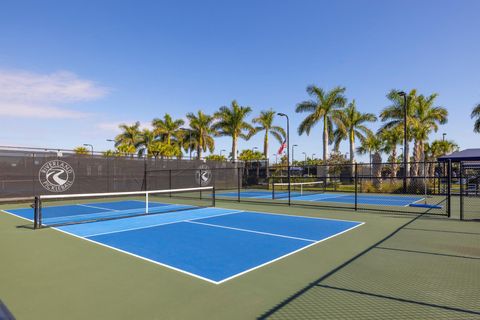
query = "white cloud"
(0, 69, 109, 118)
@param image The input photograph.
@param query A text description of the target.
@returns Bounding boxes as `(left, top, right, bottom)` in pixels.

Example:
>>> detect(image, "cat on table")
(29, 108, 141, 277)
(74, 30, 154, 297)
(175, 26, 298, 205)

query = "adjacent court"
(5, 200, 363, 283)
(217, 190, 425, 207)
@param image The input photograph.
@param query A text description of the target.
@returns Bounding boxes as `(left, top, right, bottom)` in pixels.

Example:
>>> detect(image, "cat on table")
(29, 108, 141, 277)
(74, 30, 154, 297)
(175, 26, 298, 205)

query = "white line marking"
(52, 227, 221, 284)
(83, 209, 245, 238)
(77, 203, 118, 211)
(1, 206, 366, 284)
(215, 222, 365, 284)
(1, 209, 34, 222)
(186, 220, 317, 242)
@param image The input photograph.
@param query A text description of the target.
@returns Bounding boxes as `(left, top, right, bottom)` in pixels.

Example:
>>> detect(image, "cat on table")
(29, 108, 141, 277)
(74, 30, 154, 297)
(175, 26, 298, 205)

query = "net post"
(272, 179, 275, 200)
(146, 192, 149, 214)
(212, 186, 216, 207)
(33, 196, 39, 229)
(354, 163, 358, 211)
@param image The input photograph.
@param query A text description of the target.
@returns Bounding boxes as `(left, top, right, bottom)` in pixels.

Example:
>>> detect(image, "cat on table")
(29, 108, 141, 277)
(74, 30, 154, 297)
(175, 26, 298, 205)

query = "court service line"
(77, 203, 118, 211)
(186, 220, 317, 242)
(82, 209, 245, 238)
(215, 221, 365, 284)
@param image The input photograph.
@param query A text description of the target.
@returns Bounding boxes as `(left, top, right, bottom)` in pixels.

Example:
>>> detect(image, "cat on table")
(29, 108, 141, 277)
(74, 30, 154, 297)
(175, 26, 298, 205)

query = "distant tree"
(205, 154, 227, 161)
(472, 103, 480, 133)
(333, 100, 376, 164)
(152, 114, 185, 145)
(74, 146, 90, 155)
(186, 111, 216, 159)
(379, 90, 418, 176)
(251, 110, 286, 159)
(238, 149, 265, 161)
(117, 144, 136, 157)
(213, 100, 254, 161)
(410, 93, 448, 176)
(380, 127, 403, 177)
(296, 86, 347, 161)
(115, 122, 141, 150)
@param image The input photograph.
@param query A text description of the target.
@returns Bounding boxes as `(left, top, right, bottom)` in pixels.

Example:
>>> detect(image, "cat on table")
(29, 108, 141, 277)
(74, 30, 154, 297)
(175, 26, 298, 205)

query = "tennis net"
(272, 181, 325, 199)
(33, 186, 215, 228)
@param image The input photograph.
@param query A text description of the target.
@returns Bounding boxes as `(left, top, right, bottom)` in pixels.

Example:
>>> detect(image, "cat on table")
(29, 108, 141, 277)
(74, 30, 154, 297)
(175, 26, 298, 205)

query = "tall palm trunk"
(349, 130, 355, 163)
(372, 152, 383, 189)
(263, 132, 268, 160)
(391, 147, 398, 178)
(323, 115, 329, 161)
(232, 135, 238, 161)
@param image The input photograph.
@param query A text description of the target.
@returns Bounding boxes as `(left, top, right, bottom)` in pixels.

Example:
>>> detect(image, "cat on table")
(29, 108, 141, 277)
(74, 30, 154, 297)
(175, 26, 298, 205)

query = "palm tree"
(410, 94, 448, 176)
(472, 103, 480, 133)
(251, 110, 286, 159)
(116, 144, 136, 157)
(186, 111, 215, 159)
(425, 139, 459, 178)
(296, 86, 347, 161)
(379, 89, 418, 176)
(380, 127, 403, 177)
(73, 146, 90, 155)
(135, 129, 160, 157)
(115, 122, 141, 150)
(213, 100, 254, 161)
(333, 100, 376, 164)
(357, 133, 383, 179)
(152, 114, 185, 145)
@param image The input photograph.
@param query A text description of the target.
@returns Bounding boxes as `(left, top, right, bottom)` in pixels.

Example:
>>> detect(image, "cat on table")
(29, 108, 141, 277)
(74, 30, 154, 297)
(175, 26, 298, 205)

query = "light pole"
(220, 149, 226, 157)
(442, 133, 446, 141)
(83, 143, 94, 156)
(292, 144, 298, 164)
(277, 113, 290, 205)
(398, 91, 408, 193)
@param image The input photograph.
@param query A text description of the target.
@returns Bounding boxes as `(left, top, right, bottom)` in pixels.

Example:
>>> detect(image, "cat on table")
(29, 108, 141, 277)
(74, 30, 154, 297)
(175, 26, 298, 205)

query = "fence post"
(237, 167, 241, 202)
(447, 159, 452, 218)
(169, 169, 172, 197)
(354, 163, 358, 211)
(459, 162, 464, 220)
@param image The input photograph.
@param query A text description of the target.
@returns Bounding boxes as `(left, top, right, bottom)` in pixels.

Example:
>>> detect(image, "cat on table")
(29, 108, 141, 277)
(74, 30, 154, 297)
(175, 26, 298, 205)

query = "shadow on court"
(259, 214, 480, 320)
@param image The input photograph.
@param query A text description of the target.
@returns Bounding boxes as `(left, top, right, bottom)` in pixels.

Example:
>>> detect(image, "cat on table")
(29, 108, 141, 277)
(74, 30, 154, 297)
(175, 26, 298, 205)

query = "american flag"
(278, 140, 286, 155)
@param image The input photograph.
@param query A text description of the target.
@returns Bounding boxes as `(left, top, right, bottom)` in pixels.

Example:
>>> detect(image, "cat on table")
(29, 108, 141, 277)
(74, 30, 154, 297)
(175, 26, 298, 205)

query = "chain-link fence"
(0, 150, 240, 200)
(230, 161, 451, 216)
(459, 162, 480, 221)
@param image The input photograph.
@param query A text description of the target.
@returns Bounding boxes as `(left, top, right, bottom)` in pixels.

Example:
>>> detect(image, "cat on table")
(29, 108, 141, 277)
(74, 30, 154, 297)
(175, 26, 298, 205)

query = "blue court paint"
(88, 221, 313, 282)
(3, 202, 363, 283)
(195, 211, 359, 241)
(59, 207, 241, 237)
(217, 190, 424, 207)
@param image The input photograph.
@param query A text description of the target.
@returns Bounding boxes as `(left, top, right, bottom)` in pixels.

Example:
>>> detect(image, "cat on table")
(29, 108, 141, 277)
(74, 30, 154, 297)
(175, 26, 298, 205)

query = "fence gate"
(460, 162, 480, 221)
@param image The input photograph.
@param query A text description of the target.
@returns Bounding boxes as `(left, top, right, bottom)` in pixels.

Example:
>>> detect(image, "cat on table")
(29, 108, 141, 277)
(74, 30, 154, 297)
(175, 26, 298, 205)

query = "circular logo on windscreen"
(38, 160, 75, 192)
(195, 164, 212, 186)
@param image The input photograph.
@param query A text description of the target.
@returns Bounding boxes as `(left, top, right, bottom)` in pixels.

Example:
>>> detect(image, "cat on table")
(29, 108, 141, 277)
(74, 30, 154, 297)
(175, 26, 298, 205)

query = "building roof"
(437, 148, 480, 162)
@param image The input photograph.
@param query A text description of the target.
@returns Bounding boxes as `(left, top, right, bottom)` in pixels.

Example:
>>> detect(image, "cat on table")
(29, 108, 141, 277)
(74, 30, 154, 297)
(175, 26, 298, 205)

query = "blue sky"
(1, 0, 479, 162)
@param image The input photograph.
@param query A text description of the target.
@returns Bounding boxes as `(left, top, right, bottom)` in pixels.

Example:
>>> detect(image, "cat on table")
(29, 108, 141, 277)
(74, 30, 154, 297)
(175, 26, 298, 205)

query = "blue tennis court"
(217, 190, 424, 207)
(4, 201, 363, 284)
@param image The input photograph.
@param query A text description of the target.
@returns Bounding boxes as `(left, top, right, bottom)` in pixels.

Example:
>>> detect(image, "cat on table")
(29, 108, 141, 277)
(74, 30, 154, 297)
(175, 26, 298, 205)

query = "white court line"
(186, 220, 317, 242)
(215, 221, 365, 284)
(77, 203, 118, 211)
(52, 226, 220, 284)
(83, 209, 245, 238)
(1, 206, 366, 284)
